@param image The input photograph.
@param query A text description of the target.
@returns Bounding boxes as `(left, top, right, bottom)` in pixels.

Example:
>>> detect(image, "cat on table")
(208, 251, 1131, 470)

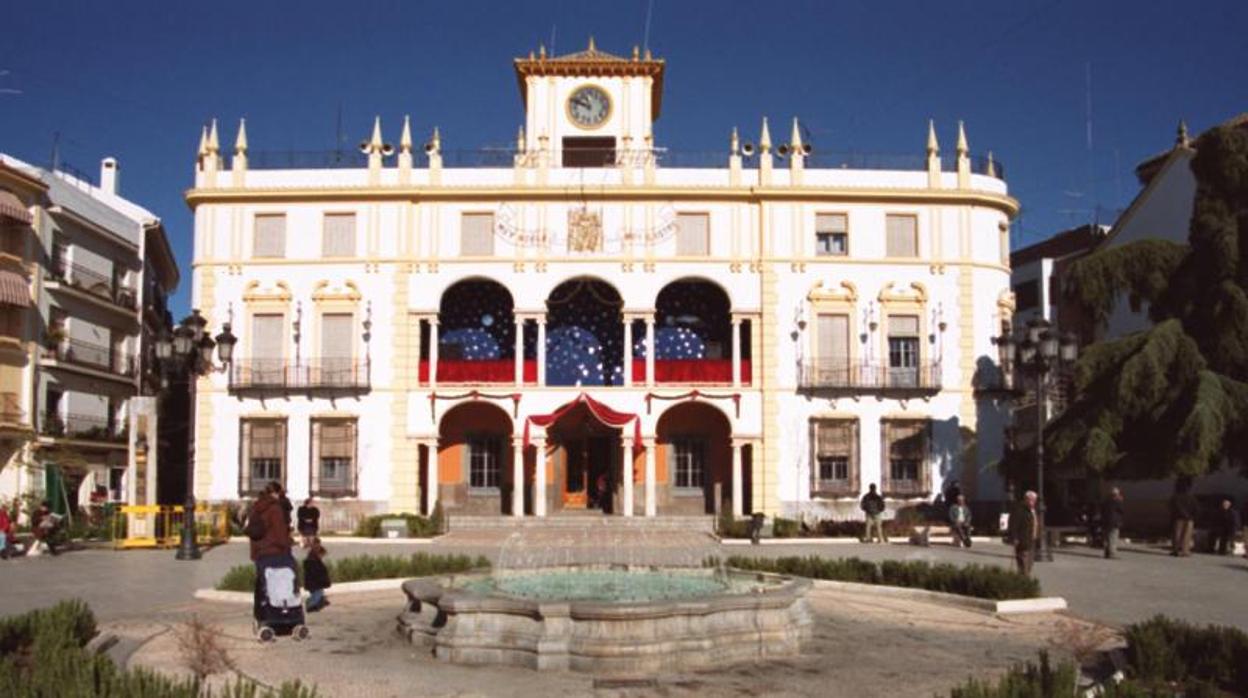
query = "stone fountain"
(397, 564, 812, 675)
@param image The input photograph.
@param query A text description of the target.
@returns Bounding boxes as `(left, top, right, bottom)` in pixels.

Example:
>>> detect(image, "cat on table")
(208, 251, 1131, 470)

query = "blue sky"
(2, 0, 1245, 315)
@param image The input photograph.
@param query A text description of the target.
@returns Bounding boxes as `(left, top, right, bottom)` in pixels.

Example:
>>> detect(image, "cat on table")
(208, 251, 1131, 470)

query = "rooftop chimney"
(100, 157, 120, 195)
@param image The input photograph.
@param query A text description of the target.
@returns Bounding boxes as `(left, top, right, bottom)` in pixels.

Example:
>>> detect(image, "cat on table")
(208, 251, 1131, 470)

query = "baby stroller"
(253, 558, 309, 642)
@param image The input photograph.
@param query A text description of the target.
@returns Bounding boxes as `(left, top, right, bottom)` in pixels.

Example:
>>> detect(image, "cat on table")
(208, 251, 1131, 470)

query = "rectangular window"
(882, 420, 929, 496)
(673, 438, 706, 489)
(460, 213, 495, 256)
(322, 213, 356, 257)
(811, 419, 857, 495)
(108, 467, 126, 502)
(318, 313, 353, 385)
(242, 418, 286, 494)
(1014, 280, 1040, 311)
(250, 314, 285, 385)
(311, 418, 356, 496)
(887, 314, 920, 387)
(885, 214, 918, 258)
(815, 314, 850, 382)
(675, 213, 710, 257)
(815, 213, 848, 256)
(468, 436, 500, 489)
(562, 136, 615, 168)
(253, 214, 286, 258)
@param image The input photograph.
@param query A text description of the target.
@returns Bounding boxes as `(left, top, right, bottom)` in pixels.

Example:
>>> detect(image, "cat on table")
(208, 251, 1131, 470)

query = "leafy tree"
(1046, 124, 1248, 479)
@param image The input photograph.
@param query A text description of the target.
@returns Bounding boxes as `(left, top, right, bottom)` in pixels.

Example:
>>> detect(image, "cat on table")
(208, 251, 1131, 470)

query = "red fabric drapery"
(523, 393, 642, 448)
(420, 359, 538, 384)
(631, 359, 752, 385)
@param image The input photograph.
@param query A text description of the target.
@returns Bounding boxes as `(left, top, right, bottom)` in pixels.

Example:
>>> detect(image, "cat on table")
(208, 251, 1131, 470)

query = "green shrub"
(716, 510, 752, 538)
(725, 555, 1039, 600)
(1121, 615, 1248, 694)
(771, 516, 799, 538)
(0, 602, 318, 697)
(352, 513, 438, 538)
(947, 651, 1076, 697)
(216, 552, 491, 591)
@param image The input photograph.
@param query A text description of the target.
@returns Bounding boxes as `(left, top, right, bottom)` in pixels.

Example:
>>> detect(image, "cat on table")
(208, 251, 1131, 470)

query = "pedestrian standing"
(948, 495, 972, 548)
(30, 501, 61, 556)
(246, 482, 295, 620)
(1008, 491, 1040, 576)
(860, 484, 888, 544)
(1101, 487, 1125, 559)
(303, 537, 331, 612)
(1169, 480, 1198, 557)
(1211, 498, 1241, 556)
(296, 497, 320, 548)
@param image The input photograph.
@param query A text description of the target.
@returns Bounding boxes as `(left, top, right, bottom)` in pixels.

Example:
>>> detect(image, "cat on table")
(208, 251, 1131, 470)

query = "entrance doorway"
(562, 436, 616, 513)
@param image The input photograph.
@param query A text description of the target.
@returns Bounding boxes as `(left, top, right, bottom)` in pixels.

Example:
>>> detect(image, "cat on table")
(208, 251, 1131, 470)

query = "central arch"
(545, 277, 624, 386)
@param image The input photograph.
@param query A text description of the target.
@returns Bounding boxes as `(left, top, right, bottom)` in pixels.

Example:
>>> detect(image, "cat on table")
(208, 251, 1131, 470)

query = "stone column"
(533, 435, 547, 517)
(511, 436, 524, 517)
(644, 437, 657, 517)
(428, 318, 440, 389)
(623, 315, 634, 386)
(536, 316, 547, 387)
(731, 438, 745, 518)
(423, 439, 438, 516)
(622, 436, 635, 517)
(731, 315, 743, 387)
(514, 316, 525, 386)
(644, 314, 656, 387)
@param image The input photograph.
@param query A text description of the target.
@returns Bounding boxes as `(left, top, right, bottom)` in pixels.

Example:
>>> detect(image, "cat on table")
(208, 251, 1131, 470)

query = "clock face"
(567, 85, 611, 128)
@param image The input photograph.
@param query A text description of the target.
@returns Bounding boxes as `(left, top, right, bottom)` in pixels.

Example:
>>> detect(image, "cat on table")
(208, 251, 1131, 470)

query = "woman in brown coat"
(247, 482, 295, 619)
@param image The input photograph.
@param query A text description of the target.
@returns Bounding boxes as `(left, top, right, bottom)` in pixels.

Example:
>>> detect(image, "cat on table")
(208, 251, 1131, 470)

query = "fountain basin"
(397, 566, 813, 674)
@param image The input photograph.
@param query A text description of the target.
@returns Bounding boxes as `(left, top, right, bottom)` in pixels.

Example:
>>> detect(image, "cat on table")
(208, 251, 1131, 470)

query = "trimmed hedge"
(948, 651, 1076, 698)
(0, 601, 317, 697)
(1121, 615, 1248, 695)
(725, 555, 1040, 600)
(352, 513, 439, 538)
(216, 552, 490, 591)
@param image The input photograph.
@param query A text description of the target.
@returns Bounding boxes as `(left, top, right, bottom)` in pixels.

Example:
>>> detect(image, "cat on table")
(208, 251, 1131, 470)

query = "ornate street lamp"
(993, 318, 1078, 562)
(158, 310, 237, 561)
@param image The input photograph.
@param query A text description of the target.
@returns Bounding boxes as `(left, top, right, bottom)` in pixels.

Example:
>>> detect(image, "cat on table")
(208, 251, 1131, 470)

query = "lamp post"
(994, 318, 1077, 562)
(156, 309, 236, 561)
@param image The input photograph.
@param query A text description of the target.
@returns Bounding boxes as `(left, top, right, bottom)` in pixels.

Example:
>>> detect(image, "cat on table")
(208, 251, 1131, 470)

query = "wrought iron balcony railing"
(50, 253, 137, 310)
(45, 337, 136, 377)
(41, 411, 128, 443)
(798, 361, 941, 393)
(229, 358, 370, 392)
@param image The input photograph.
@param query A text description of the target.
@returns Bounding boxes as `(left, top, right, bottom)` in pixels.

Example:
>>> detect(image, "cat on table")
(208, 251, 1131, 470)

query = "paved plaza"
(2, 534, 1245, 632)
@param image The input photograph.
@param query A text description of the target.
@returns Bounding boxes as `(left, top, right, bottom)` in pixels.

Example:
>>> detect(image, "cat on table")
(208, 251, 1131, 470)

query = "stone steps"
(447, 514, 716, 533)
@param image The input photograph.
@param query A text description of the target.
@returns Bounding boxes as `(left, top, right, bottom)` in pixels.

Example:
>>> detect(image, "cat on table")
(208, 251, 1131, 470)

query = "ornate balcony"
(229, 358, 371, 393)
(40, 411, 128, 444)
(42, 337, 137, 381)
(798, 361, 941, 395)
(48, 252, 137, 313)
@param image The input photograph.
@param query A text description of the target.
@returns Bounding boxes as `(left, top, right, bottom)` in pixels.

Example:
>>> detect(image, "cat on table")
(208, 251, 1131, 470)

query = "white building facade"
(188, 43, 1018, 529)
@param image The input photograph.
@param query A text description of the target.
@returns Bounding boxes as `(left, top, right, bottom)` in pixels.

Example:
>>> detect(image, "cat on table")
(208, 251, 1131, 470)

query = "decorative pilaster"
(536, 316, 547, 386)
(514, 316, 525, 386)
(512, 436, 525, 517)
(644, 314, 656, 387)
(731, 315, 743, 387)
(644, 437, 656, 517)
(731, 438, 746, 518)
(534, 435, 548, 517)
(622, 437, 635, 517)
(623, 315, 634, 386)
(428, 317, 439, 388)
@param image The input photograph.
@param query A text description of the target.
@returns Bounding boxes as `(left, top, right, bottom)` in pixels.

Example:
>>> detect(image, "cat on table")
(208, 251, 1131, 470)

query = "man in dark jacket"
(1169, 480, 1198, 557)
(860, 484, 887, 544)
(1008, 491, 1040, 576)
(1211, 498, 1242, 556)
(1101, 487, 1125, 559)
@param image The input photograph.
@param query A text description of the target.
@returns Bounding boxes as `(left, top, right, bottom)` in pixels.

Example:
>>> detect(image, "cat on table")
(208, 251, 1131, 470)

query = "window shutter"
(253, 214, 286, 258)
(816, 314, 849, 362)
(310, 419, 321, 495)
(850, 420, 860, 493)
(888, 315, 920, 337)
(885, 215, 917, 257)
(675, 213, 709, 257)
(322, 213, 356, 257)
(240, 420, 252, 494)
(461, 213, 495, 256)
(251, 315, 284, 358)
(815, 213, 847, 233)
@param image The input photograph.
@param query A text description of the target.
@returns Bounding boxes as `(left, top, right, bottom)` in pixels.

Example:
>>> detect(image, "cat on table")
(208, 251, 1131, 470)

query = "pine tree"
(1047, 124, 1248, 479)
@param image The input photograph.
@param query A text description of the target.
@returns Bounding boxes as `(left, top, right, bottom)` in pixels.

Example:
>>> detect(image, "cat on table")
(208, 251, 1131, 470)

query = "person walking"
(246, 482, 295, 620)
(860, 484, 888, 544)
(1101, 487, 1125, 559)
(296, 497, 320, 548)
(948, 495, 972, 548)
(1008, 491, 1041, 576)
(1211, 498, 1241, 556)
(1169, 480, 1198, 557)
(30, 501, 61, 557)
(303, 537, 332, 612)
(0, 504, 13, 559)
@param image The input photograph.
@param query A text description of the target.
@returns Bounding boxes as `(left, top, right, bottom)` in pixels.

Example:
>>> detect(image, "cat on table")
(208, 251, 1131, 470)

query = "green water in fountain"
(461, 568, 765, 603)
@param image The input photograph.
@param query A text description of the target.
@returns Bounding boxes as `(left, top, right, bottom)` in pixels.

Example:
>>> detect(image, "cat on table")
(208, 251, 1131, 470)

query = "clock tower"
(514, 38, 665, 167)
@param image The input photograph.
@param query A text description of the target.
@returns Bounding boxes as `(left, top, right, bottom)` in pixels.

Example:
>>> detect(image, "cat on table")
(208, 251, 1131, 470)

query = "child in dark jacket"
(303, 538, 331, 612)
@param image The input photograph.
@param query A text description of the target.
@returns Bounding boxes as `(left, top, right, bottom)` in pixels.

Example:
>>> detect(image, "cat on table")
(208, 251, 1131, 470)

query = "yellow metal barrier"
(113, 504, 231, 550)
